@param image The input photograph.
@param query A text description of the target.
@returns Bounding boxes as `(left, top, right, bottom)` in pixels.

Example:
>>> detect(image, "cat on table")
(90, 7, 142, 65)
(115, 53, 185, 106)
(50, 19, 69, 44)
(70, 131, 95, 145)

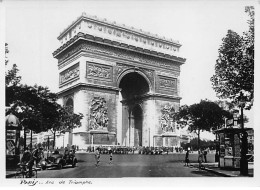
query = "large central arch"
(118, 71, 150, 146)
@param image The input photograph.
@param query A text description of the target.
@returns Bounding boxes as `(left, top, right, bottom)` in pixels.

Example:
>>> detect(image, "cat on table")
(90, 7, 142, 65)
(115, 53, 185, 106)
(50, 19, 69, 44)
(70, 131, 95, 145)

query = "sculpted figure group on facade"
(160, 105, 176, 133)
(89, 97, 109, 131)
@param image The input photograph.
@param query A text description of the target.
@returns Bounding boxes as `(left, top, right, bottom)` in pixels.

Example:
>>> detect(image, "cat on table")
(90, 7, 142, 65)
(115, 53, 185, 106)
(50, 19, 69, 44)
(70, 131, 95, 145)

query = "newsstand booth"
(6, 113, 21, 169)
(215, 127, 251, 169)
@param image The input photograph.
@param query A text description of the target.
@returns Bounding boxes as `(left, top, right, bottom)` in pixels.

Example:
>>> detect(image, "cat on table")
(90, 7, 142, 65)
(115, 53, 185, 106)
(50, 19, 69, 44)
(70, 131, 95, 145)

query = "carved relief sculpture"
(160, 105, 176, 133)
(159, 76, 176, 90)
(87, 63, 112, 81)
(89, 97, 109, 131)
(59, 63, 79, 85)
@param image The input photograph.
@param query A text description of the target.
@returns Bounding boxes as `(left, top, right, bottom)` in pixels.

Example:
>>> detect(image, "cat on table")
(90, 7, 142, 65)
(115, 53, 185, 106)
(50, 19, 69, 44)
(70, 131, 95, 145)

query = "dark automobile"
(44, 150, 77, 169)
(63, 150, 78, 168)
(45, 150, 65, 169)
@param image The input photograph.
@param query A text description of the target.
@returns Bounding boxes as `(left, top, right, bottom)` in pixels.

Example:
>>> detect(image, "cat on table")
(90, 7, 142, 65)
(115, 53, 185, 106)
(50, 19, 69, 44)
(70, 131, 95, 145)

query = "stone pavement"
(6, 162, 254, 178)
(189, 162, 254, 177)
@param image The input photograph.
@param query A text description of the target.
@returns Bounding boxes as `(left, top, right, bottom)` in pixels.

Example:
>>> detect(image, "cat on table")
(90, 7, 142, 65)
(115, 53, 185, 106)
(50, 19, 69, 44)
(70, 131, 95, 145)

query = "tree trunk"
(23, 128, 26, 151)
(53, 131, 56, 149)
(198, 130, 201, 150)
(30, 130, 33, 151)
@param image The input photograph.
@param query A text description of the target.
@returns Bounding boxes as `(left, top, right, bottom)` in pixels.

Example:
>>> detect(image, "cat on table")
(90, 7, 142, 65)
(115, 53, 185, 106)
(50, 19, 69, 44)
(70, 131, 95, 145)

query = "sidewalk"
(6, 167, 41, 178)
(189, 162, 254, 177)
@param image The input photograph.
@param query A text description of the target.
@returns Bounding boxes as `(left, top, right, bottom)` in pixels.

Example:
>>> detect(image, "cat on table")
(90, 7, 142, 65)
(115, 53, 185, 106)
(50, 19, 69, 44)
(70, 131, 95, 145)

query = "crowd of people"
(86, 146, 187, 155)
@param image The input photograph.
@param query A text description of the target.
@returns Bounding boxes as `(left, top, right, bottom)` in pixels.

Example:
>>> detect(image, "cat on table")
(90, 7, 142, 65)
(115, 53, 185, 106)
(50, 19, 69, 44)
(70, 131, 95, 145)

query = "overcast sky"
(2, 0, 257, 132)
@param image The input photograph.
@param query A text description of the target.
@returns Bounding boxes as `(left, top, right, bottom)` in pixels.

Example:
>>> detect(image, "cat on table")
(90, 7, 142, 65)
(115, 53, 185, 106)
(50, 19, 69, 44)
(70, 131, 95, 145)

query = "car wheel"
(58, 163, 63, 170)
(72, 160, 76, 168)
(41, 165, 46, 170)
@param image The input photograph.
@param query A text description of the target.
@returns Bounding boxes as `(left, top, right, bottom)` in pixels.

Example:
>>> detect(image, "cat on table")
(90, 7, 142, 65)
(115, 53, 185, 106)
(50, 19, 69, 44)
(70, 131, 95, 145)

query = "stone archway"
(65, 97, 74, 112)
(118, 72, 150, 146)
(132, 104, 143, 147)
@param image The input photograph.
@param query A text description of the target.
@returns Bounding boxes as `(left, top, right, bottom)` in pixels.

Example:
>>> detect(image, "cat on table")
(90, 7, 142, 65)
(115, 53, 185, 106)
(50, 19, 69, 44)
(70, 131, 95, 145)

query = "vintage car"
(43, 150, 77, 170)
(63, 150, 78, 168)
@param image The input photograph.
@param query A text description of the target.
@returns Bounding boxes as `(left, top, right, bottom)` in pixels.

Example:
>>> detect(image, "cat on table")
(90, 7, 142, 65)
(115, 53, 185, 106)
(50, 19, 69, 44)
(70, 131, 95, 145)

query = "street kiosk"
(215, 127, 251, 169)
(6, 113, 22, 169)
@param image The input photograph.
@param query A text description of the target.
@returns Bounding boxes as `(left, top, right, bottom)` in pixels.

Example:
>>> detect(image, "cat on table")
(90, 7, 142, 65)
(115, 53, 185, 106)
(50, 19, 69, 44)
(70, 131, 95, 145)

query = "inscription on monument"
(59, 63, 79, 85)
(87, 62, 112, 81)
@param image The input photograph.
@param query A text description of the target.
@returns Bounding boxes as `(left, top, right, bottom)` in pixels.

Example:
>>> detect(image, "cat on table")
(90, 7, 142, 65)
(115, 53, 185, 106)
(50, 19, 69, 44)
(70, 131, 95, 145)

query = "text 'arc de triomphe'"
(53, 13, 186, 149)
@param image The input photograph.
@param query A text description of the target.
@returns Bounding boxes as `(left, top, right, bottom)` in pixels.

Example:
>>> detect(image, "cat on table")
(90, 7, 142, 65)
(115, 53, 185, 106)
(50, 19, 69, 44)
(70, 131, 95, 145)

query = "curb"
(189, 164, 237, 177)
(202, 167, 237, 177)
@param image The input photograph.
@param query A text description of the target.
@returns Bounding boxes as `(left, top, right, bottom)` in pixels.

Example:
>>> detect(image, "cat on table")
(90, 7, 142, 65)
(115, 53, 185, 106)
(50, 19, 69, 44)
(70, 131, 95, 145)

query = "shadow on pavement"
(191, 170, 219, 177)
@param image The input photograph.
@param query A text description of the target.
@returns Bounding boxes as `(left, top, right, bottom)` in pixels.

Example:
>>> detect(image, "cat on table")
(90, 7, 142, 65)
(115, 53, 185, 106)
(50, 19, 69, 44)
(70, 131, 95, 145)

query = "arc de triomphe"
(53, 13, 186, 149)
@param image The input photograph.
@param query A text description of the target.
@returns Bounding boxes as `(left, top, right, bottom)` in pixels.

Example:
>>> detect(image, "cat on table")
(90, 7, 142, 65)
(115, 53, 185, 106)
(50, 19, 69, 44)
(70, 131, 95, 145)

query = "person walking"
(198, 149, 204, 170)
(95, 147, 100, 167)
(203, 148, 208, 163)
(108, 147, 113, 164)
(184, 148, 190, 166)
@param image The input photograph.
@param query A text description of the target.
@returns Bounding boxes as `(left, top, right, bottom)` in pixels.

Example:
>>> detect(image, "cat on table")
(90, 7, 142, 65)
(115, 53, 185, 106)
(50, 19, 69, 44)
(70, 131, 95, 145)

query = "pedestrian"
(108, 147, 113, 164)
(198, 149, 203, 170)
(95, 147, 100, 167)
(184, 148, 190, 166)
(203, 149, 208, 163)
(20, 147, 34, 177)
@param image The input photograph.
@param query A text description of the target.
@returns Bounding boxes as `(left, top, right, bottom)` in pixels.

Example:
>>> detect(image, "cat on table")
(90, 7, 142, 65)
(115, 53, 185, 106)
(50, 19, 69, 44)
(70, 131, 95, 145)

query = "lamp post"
(239, 91, 248, 176)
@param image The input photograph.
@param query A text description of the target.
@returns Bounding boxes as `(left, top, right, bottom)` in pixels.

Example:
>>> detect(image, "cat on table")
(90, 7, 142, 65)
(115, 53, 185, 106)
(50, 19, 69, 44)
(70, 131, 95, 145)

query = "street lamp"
(239, 91, 248, 176)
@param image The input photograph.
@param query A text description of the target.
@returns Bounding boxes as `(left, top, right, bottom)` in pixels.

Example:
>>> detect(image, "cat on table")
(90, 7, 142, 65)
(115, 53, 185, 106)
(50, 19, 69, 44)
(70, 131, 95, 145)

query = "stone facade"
(53, 13, 186, 149)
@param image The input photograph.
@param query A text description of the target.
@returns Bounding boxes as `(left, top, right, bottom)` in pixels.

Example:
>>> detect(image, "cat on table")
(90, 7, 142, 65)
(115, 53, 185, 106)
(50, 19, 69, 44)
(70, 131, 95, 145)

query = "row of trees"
(181, 138, 215, 151)
(5, 43, 83, 149)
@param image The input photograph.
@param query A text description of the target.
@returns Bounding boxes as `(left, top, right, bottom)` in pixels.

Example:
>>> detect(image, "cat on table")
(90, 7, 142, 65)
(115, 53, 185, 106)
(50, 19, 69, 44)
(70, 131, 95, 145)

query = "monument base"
(153, 133, 180, 147)
(72, 130, 116, 149)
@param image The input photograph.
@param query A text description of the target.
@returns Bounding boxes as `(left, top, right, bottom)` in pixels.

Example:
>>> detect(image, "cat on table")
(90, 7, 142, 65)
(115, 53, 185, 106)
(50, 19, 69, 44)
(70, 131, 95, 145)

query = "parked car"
(63, 150, 78, 168)
(45, 150, 65, 170)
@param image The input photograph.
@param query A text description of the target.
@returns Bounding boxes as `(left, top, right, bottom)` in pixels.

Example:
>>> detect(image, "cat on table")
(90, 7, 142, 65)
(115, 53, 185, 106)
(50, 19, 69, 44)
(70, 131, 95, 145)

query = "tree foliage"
(176, 100, 232, 148)
(211, 6, 254, 110)
(181, 138, 216, 151)
(5, 44, 83, 138)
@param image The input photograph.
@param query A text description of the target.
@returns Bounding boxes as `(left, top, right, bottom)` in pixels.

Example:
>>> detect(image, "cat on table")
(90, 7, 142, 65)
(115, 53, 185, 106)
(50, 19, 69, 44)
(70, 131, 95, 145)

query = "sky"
(2, 0, 257, 137)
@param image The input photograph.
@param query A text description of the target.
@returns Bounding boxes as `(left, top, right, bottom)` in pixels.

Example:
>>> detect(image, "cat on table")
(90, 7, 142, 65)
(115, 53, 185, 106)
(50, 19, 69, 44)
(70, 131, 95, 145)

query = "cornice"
(152, 93, 182, 101)
(58, 13, 181, 47)
(53, 33, 186, 68)
(57, 82, 119, 97)
(54, 13, 187, 61)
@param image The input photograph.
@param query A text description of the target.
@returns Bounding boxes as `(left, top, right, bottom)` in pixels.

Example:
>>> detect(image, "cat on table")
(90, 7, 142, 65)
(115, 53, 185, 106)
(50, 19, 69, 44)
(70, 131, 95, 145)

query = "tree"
(50, 105, 83, 148)
(211, 7, 254, 110)
(181, 138, 215, 151)
(5, 44, 83, 149)
(215, 100, 249, 125)
(176, 100, 232, 148)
